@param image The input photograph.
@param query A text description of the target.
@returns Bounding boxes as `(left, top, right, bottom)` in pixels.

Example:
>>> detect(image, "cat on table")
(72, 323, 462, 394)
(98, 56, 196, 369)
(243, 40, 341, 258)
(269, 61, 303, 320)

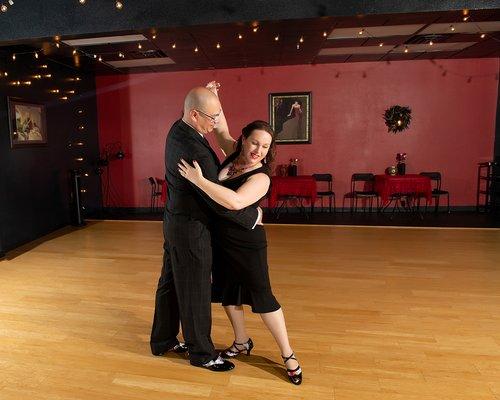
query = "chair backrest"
(351, 173, 374, 192)
(419, 171, 441, 190)
(313, 173, 333, 191)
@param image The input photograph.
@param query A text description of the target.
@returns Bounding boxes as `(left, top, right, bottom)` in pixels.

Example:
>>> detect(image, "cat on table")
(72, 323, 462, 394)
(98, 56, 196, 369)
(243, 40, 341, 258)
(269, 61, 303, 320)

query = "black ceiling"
(0, 6, 499, 76)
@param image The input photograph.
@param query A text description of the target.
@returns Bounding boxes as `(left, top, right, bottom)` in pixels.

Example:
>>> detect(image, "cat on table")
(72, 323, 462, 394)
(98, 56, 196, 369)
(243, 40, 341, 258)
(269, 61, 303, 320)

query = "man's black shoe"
(199, 356, 235, 372)
(152, 342, 188, 356)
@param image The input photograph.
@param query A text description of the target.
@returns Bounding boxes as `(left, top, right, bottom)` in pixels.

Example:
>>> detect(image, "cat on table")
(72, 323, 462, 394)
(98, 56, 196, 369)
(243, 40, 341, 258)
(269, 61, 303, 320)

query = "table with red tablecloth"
(374, 174, 432, 204)
(268, 175, 317, 208)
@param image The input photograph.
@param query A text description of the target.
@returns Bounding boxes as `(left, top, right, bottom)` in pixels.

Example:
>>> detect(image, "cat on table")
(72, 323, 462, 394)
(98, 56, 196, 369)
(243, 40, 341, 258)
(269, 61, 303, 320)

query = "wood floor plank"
(1, 221, 499, 399)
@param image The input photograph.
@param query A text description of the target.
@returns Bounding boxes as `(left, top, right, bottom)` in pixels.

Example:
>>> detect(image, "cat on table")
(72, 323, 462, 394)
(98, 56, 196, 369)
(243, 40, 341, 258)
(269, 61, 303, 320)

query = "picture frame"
(269, 92, 311, 144)
(8, 97, 47, 148)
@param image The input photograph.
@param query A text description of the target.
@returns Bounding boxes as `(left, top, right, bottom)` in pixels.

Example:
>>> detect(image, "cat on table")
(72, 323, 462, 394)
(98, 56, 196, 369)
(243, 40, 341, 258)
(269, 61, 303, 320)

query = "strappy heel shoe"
(281, 352, 302, 385)
(220, 338, 254, 359)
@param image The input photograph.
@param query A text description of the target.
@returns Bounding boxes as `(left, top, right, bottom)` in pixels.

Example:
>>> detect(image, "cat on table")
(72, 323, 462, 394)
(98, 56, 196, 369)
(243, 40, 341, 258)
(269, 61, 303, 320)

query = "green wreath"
(384, 105, 412, 133)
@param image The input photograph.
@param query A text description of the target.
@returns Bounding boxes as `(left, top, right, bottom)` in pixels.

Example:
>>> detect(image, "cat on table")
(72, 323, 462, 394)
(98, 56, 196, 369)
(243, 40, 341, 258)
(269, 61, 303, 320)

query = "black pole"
(70, 169, 85, 226)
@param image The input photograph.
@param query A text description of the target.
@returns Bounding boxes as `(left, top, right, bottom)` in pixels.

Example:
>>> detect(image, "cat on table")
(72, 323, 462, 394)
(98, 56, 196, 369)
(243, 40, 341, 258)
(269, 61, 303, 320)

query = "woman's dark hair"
(230, 120, 276, 175)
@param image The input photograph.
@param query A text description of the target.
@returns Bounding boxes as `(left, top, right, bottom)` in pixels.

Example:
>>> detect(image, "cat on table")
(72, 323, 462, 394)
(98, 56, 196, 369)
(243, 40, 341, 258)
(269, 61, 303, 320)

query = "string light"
(296, 44, 300, 50)
(237, 34, 243, 39)
(56, 42, 60, 48)
(137, 43, 142, 49)
(40, 64, 48, 68)
(115, 1, 123, 10)
(50, 89, 60, 93)
(72, 49, 77, 55)
(429, 40, 434, 46)
(323, 31, 328, 37)
(379, 42, 383, 47)
(480, 33, 486, 39)
(98, 56, 102, 61)
(118, 51, 124, 58)
(252, 26, 258, 33)
(450, 25, 455, 31)
(299, 36, 304, 43)
(78, 0, 86, 4)
(194, 46, 198, 52)
(358, 28, 364, 35)
(12, 54, 15, 60)
(152, 34, 156, 39)
(34, 52, 39, 59)
(274, 35, 279, 41)
(463, 16, 469, 22)
(1, 4, 7, 12)
(216, 43, 221, 49)
(171, 43, 176, 49)
(404, 46, 409, 53)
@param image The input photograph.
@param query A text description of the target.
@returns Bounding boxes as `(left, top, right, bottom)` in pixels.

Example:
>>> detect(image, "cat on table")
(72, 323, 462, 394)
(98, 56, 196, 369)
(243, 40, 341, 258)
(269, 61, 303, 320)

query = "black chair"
(419, 172, 450, 213)
(342, 173, 379, 212)
(148, 177, 162, 212)
(312, 173, 336, 212)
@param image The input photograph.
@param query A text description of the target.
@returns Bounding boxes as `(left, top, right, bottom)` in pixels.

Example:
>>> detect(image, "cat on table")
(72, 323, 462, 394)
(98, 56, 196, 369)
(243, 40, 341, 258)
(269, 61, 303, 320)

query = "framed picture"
(269, 92, 311, 144)
(8, 97, 47, 148)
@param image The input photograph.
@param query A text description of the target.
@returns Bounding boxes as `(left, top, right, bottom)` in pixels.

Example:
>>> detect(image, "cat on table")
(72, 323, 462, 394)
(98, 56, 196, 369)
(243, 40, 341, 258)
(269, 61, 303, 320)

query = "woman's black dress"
(211, 165, 280, 313)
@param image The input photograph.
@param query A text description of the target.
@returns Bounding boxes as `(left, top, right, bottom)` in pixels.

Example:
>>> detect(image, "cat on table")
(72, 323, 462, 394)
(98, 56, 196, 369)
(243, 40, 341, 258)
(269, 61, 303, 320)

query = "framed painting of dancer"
(269, 92, 311, 144)
(8, 97, 47, 148)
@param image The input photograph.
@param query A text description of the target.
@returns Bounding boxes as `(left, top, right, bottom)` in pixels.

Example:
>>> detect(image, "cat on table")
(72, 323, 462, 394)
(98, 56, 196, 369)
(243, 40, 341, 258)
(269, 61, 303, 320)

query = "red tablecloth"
(268, 176, 317, 208)
(160, 179, 167, 203)
(374, 174, 432, 203)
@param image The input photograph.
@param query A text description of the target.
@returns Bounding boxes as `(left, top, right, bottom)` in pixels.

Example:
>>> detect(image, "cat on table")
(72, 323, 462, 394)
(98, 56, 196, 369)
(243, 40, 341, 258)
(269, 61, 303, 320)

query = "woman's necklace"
(226, 158, 254, 178)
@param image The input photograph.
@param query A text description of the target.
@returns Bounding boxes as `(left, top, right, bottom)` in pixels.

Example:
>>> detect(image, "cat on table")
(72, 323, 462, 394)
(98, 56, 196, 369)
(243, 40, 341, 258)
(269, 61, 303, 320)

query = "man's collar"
(181, 118, 204, 138)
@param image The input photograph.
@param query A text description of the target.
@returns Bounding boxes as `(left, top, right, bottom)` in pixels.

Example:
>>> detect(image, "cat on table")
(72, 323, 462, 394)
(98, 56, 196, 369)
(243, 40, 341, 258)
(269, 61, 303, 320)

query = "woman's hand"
(178, 159, 205, 185)
(206, 81, 220, 97)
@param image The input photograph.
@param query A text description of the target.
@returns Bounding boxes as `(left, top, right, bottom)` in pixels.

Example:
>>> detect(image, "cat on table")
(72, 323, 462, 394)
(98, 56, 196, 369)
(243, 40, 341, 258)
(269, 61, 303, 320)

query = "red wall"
(96, 58, 498, 208)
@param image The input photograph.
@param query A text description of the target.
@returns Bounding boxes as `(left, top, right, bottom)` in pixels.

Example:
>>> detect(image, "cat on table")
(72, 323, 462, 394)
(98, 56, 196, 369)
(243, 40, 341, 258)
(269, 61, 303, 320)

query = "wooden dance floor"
(1, 221, 499, 400)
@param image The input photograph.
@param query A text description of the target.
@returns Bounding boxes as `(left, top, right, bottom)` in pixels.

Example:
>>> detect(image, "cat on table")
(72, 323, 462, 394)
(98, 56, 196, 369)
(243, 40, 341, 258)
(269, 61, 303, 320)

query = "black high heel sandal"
(281, 352, 302, 385)
(220, 338, 254, 359)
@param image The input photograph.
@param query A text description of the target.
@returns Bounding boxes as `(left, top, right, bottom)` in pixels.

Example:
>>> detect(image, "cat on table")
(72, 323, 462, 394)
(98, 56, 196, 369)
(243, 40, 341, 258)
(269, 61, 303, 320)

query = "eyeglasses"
(195, 109, 221, 123)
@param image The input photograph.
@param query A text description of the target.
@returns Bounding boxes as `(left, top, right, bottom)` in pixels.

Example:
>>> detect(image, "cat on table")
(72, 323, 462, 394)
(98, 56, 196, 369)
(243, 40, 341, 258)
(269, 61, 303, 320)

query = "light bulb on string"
(34, 52, 39, 59)
(137, 43, 142, 49)
(358, 28, 364, 35)
(115, 1, 123, 10)
(480, 33, 486, 39)
(79, 0, 86, 4)
(379, 42, 383, 47)
(12, 54, 16, 60)
(404, 46, 409, 53)
(216, 43, 221, 49)
(194, 46, 198, 53)
(323, 31, 327, 37)
(171, 43, 176, 49)
(237, 34, 243, 39)
(429, 40, 434, 46)
(73, 49, 77, 55)
(152, 34, 156, 39)
(1, 4, 7, 12)
(98, 56, 102, 62)
(252, 26, 258, 33)
(299, 36, 304, 43)
(56, 42, 60, 48)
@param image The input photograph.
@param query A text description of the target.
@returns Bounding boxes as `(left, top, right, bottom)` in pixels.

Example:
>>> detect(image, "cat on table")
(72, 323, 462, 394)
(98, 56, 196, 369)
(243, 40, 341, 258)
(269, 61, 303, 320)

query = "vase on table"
(397, 162, 406, 175)
(288, 158, 299, 176)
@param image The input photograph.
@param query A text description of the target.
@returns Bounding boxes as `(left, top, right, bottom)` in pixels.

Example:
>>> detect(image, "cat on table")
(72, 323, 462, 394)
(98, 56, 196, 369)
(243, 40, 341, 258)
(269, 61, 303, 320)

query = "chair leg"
(329, 196, 332, 213)
(434, 196, 440, 213)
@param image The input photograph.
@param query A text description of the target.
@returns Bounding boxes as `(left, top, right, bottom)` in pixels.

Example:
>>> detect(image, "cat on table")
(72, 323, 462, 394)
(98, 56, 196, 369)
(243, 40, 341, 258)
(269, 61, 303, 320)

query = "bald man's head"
(182, 87, 221, 135)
